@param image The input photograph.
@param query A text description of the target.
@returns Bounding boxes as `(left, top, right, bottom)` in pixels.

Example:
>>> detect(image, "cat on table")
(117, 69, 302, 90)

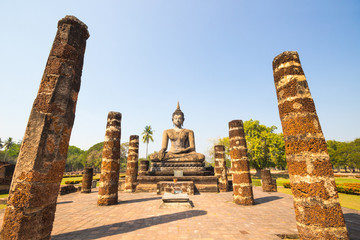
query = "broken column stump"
(273, 51, 348, 239)
(228, 120, 254, 205)
(214, 145, 229, 192)
(0, 15, 89, 240)
(81, 167, 93, 193)
(124, 135, 139, 192)
(139, 160, 149, 176)
(260, 169, 277, 192)
(98, 112, 122, 206)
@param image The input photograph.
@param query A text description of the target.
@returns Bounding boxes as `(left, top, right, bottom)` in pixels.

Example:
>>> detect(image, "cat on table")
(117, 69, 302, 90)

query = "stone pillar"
(139, 160, 149, 176)
(229, 120, 254, 205)
(260, 169, 277, 192)
(214, 145, 228, 192)
(0, 16, 89, 240)
(97, 112, 122, 206)
(81, 167, 93, 193)
(273, 51, 348, 239)
(124, 135, 139, 192)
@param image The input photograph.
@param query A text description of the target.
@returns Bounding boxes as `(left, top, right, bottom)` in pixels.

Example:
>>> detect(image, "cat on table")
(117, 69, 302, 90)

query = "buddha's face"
(172, 114, 184, 127)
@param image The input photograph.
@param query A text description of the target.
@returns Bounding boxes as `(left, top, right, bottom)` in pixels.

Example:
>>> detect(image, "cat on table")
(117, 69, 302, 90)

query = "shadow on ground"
(255, 196, 282, 204)
(344, 213, 360, 240)
(51, 210, 207, 240)
(119, 197, 162, 204)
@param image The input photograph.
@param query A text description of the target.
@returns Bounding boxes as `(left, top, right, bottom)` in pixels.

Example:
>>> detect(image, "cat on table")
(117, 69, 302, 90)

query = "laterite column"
(98, 112, 121, 206)
(228, 120, 254, 205)
(125, 135, 139, 192)
(260, 169, 277, 192)
(0, 16, 89, 240)
(273, 51, 348, 239)
(214, 145, 228, 192)
(81, 167, 93, 193)
(139, 160, 149, 176)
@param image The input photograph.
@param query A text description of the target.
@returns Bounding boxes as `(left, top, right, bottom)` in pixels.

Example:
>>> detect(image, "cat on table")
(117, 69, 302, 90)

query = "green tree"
(142, 125, 154, 159)
(66, 146, 85, 171)
(0, 138, 3, 149)
(3, 137, 15, 161)
(244, 119, 286, 173)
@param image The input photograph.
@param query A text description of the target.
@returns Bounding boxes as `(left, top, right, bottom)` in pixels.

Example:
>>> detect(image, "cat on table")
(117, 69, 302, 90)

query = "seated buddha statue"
(150, 102, 205, 163)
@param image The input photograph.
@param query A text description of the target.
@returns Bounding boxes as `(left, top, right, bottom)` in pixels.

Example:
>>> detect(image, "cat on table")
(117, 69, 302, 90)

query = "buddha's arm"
(159, 131, 169, 159)
(187, 130, 196, 152)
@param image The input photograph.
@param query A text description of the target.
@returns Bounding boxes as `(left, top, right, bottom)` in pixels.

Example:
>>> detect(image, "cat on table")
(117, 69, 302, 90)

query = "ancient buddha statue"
(149, 102, 206, 175)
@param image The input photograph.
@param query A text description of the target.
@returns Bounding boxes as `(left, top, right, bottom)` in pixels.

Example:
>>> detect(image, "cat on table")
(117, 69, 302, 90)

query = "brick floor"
(0, 187, 359, 239)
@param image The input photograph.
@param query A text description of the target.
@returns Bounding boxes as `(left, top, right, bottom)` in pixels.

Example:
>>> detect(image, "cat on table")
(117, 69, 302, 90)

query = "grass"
(260, 176, 360, 211)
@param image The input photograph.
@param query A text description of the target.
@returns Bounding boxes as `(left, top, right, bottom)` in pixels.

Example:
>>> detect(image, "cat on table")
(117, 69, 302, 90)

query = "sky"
(1, 1, 359, 160)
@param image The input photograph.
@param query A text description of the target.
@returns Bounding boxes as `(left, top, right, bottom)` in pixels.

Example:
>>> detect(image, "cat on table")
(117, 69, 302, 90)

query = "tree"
(0, 138, 3, 149)
(243, 119, 286, 173)
(3, 137, 14, 161)
(142, 125, 154, 159)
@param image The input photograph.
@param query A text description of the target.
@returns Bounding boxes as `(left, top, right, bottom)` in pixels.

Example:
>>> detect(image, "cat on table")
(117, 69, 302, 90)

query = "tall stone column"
(229, 120, 254, 205)
(273, 51, 348, 239)
(124, 135, 139, 192)
(98, 112, 121, 206)
(0, 16, 89, 240)
(81, 167, 93, 193)
(214, 145, 228, 192)
(139, 160, 149, 176)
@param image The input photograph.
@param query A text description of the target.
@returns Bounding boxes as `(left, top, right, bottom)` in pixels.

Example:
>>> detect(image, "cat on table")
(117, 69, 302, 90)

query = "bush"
(336, 183, 360, 195)
(63, 174, 82, 178)
(65, 180, 82, 184)
(283, 182, 291, 188)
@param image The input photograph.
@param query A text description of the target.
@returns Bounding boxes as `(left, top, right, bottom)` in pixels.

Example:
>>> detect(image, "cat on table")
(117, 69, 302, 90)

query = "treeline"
(66, 142, 129, 172)
(209, 120, 360, 173)
(327, 139, 360, 172)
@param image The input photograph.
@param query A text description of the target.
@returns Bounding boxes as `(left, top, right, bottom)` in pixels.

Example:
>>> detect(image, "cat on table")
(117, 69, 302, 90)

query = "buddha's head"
(172, 102, 184, 127)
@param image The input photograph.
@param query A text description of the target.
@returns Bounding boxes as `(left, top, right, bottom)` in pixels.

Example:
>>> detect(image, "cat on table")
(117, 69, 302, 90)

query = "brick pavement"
(0, 186, 359, 239)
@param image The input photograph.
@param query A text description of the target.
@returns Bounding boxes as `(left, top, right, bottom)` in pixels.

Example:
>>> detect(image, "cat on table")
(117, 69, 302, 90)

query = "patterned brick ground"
(0, 187, 359, 239)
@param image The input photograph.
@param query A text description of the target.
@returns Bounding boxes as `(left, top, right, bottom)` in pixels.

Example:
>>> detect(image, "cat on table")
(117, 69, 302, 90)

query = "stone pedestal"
(260, 169, 277, 192)
(214, 145, 229, 192)
(98, 112, 121, 206)
(124, 135, 139, 192)
(157, 181, 195, 195)
(0, 15, 89, 240)
(273, 51, 348, 239)
(229, 120, 254, 205)
(81, 167, 93, 193)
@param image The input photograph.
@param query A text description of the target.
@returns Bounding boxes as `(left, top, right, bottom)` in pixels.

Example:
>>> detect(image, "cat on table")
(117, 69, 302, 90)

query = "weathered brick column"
(273, 51, 348, 239)
(0, 16, 89, 240)
(228, 120, 254, 205)
(97, 112, 121, 206)
(214, 145, 228, 192)
(81, 167, 93, 193)
(260, 169, 277, 192)
(139, 160, 149, 176)
(124, 135, 139, 192)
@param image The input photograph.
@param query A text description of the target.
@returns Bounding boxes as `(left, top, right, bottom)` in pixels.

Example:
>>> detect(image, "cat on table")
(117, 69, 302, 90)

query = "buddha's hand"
(159, 149, 166, 160)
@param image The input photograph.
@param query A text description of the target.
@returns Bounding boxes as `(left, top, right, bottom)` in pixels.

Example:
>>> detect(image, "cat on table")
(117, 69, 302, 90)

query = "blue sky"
(1, 1, 359, 160)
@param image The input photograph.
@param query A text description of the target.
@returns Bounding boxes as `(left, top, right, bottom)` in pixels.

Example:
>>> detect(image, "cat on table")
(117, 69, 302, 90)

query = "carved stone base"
(136, 176, 218, 193)
(149, 161, 209, 176)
